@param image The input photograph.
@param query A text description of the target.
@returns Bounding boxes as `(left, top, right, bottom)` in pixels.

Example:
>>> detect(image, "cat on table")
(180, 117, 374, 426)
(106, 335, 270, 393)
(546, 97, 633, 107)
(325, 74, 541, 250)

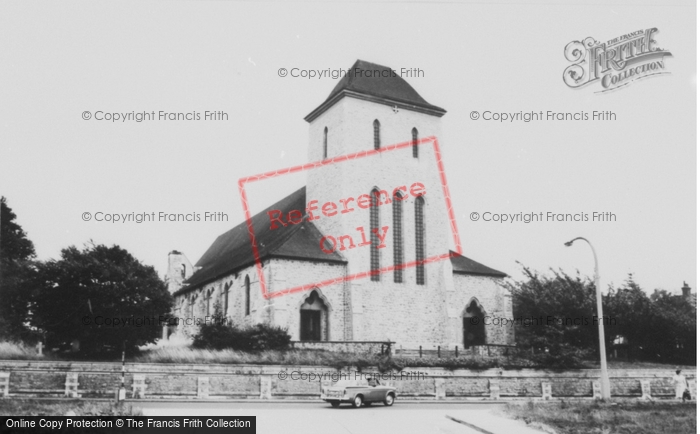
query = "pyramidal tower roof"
(304, 60, 446, 122)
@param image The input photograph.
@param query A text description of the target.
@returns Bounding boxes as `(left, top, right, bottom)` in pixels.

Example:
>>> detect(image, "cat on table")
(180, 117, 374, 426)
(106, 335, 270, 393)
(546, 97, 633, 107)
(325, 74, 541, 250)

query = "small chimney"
(166, 251, 194, 294)
(681, 281, 691, 300)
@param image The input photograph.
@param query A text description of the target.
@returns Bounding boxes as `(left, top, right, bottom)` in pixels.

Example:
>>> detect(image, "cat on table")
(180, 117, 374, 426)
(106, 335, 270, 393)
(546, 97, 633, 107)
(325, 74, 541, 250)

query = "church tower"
(304, 60, 456, 347)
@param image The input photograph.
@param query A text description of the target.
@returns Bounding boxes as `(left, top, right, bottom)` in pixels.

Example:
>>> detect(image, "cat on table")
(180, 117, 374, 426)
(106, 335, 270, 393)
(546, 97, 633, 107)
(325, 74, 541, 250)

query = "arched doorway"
(300, 290, 329, 341)
(463, 299, 486, 347)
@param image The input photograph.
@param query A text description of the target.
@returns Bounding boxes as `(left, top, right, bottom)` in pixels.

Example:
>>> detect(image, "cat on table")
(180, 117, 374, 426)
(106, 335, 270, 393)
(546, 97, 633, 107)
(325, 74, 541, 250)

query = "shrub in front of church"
(192, 322, 291, 351)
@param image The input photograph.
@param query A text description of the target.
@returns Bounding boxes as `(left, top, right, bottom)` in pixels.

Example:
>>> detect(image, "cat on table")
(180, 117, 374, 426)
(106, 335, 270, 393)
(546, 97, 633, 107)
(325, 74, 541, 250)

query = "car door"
(368, 381, 383, 401)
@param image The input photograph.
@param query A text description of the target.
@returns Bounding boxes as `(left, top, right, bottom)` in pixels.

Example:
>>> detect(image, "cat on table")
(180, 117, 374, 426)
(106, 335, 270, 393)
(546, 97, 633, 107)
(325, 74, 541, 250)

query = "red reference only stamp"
(238, 136, 462, 299)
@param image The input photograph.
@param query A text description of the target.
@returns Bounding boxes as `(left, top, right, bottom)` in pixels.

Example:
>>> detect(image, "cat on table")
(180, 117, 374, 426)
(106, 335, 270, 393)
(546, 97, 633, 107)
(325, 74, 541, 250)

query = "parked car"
(321, 378, 396, 408)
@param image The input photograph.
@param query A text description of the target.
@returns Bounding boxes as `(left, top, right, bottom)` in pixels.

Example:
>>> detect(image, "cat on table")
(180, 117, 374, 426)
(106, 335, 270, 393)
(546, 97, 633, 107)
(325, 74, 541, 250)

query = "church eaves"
(174, 186, 346, 296)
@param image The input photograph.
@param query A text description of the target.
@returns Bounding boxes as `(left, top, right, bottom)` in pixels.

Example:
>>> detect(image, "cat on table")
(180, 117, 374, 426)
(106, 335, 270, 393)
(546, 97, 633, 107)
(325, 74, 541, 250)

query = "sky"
(0, 0, 695, 295)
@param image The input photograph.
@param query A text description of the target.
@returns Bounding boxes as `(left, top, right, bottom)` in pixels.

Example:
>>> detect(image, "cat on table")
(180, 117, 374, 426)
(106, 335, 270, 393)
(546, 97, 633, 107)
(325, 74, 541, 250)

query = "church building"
(167, 60, 514, 350)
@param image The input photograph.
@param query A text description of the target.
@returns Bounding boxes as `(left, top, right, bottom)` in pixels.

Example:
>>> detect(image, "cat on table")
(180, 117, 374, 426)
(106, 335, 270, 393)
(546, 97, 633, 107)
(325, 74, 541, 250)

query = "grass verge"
(0, 341, 695, 371)
(504, 400, 697, 434)
(0, 399, 142, 417)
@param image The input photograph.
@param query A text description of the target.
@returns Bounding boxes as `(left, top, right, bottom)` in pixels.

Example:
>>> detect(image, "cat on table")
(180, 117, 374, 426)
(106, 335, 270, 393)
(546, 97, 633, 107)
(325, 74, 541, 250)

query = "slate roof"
(175, 186, 346, 295)
(305, 60, 446, 122)
(449, 251, 507, 278)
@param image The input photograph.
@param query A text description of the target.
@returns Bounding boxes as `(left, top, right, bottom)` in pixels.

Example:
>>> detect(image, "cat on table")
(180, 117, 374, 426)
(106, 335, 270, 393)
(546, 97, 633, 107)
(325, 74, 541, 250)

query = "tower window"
(393, 190, 404, 283)
(370, 188, 381, 281)
(373, 120, 381, 150)
(323, 127, 328, 159)
(180, 263, 186, 278)
(412, 128, 418, 158)
(415, 196, 426, 285)
(244, 276, 251, 316)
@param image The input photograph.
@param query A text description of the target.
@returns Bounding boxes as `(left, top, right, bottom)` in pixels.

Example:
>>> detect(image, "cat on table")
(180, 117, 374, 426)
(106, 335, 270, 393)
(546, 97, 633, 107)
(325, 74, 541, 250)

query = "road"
(136, 401, 545, 434)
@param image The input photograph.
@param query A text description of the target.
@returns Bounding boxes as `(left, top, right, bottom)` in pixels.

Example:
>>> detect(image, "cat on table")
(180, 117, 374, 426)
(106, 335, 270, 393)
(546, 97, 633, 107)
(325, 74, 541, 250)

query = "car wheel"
(383, 393, 395, 406)
(352, 395, 363, 408)
(330, 401, 340, 408)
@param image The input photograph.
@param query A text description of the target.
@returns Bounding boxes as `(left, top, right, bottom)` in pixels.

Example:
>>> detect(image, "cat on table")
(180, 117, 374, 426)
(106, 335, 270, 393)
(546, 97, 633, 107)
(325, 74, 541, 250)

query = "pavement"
(137, 401, 547, 434)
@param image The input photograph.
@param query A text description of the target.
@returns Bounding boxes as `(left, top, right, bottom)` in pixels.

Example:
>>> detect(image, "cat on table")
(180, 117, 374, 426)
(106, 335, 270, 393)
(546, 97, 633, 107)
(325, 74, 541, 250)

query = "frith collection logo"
(563, 28, 672, 93)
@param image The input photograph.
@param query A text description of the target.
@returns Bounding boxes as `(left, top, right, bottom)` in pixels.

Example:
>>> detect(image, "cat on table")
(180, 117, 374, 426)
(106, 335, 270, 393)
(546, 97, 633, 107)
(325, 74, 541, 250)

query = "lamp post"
(564, 237, 611, 399)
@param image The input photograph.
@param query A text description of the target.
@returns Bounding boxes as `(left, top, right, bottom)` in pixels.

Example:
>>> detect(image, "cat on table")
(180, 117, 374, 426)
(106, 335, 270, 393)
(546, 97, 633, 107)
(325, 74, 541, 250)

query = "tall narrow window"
(244, 276, 251, 316)
(323, 127, 328, 159)
(393, 190, 404, 283)
(370, 188, 381, 281)
(412, 128, 419, 158)
(415, 196, 426, 285)
(373, 120, 380, 150)
(223, 282, 230, 316)
(180, 263, 186, 278)
(206, 288, 213, 315)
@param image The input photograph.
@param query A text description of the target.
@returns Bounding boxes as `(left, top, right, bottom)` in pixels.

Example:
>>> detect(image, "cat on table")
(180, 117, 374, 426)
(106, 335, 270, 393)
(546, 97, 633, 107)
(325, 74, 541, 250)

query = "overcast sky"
(0, 0, 695, 295)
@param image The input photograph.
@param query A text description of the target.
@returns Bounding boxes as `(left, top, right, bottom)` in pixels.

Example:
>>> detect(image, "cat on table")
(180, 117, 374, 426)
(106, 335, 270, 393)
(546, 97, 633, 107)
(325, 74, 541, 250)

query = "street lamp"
(564, 237, 611, 400)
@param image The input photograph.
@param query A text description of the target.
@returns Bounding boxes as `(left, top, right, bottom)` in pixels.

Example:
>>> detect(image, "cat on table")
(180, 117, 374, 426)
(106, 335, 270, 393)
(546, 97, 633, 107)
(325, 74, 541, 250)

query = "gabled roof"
(450, 251, 507, 278)
(176, 187, 345, 295)
(305, 60, 446, 122)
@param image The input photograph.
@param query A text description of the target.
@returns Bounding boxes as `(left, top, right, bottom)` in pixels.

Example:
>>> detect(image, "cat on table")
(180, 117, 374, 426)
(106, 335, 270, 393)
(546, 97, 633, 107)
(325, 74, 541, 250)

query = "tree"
(0, 197, 37, 340)
(512, 265, 697, 366)
(646, 289, 696, 364)
(509, 265, 599, 351)
(32, 242, 173, 354)
(604, 275, 652, 360)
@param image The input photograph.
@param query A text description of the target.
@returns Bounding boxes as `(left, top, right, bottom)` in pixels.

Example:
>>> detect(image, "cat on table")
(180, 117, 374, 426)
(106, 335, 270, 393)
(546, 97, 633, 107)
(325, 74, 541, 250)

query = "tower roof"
(305, 60, 446, 122)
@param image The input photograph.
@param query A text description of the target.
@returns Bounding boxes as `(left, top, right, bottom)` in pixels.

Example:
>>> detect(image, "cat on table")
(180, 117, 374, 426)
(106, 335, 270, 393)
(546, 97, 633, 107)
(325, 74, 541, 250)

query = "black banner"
(1, 416, 256, 433)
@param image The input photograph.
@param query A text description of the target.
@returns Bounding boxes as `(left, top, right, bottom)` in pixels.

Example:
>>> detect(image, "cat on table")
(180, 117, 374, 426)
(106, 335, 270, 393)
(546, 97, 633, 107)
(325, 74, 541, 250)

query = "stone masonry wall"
(0, 361, 694, 401)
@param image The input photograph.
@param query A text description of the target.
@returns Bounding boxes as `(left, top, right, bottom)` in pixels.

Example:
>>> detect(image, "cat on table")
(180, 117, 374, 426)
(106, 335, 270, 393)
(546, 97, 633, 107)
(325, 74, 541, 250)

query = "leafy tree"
(604, 275, 652, 359)
(512, 265, 696, 366)
(509, 265, 598, 359)
(32, 242, 172, 354)
(0, 197, 38, 340)
(646, 289, 696, 364)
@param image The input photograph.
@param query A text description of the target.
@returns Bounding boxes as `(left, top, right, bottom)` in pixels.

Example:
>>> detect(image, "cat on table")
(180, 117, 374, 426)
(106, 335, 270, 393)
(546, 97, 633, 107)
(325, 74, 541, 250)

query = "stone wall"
(290, 341, 392, 354)
(0, 361, 694, 401)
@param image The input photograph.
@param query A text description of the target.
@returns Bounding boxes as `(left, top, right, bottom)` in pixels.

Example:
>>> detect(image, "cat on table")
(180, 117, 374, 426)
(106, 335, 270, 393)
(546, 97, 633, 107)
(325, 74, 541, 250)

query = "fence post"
(437, 346, 441, 358)
(640, 380, 652, 400)
(260, 375, 272, 399)
(64, 373, 79, 398)
(487, 345, 491, 357)
(489, 379, 500, 400)
(132, 374, 147, 399)
(434, 378, 445, 400)
(0, 373, 9, 397)
(455, 346, 458, 358)
(688, 379, 696, 401)
(592, 381, 602, 400)
(419, 346, 422, 358)
(541, 382, 552, 400)
(197, 377, 209, 399)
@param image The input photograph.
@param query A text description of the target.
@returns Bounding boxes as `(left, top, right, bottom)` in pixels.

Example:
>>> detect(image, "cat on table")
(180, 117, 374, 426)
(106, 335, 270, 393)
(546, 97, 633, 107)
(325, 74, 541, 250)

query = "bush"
(192, 321, 291, 351)
(0, 341, 47, 360)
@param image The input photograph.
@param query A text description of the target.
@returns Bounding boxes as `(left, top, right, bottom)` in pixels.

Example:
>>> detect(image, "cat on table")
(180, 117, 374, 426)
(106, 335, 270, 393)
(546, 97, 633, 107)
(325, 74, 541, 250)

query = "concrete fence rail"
(0, 360, 695, 401)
